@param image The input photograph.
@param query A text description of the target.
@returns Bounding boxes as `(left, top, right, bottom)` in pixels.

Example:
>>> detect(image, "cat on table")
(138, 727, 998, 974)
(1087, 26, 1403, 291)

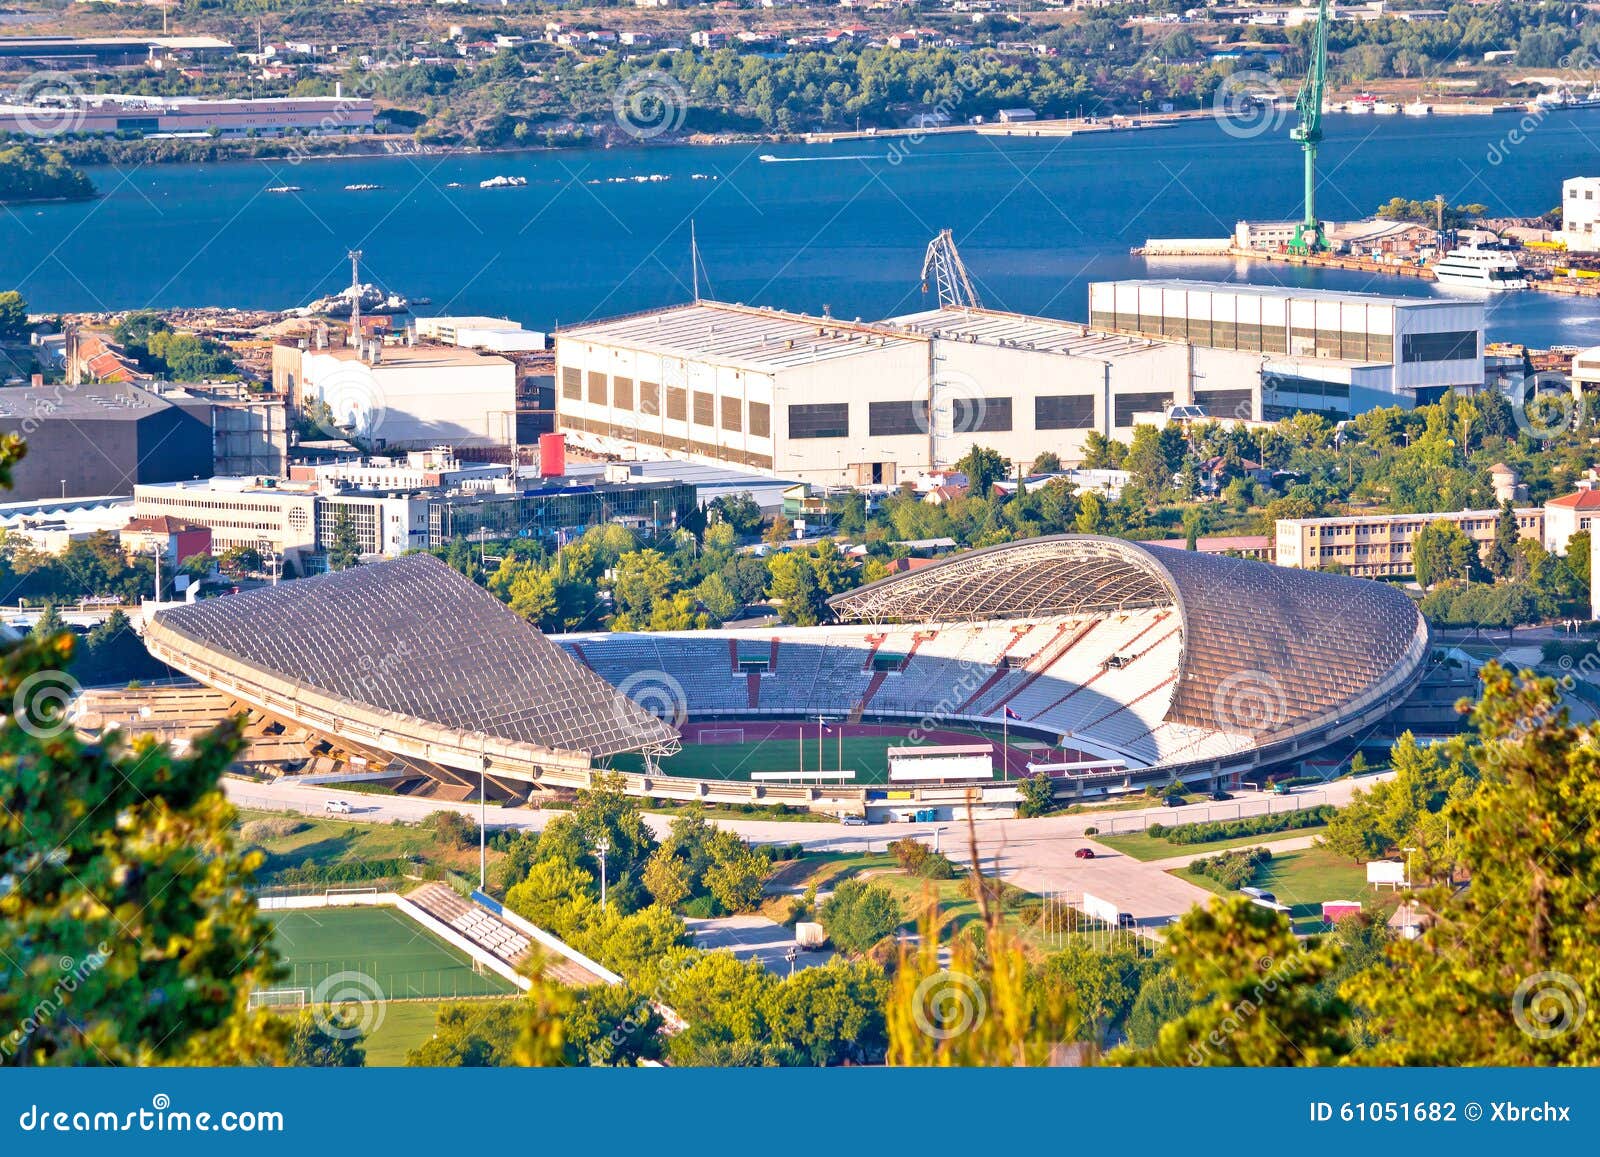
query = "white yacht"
(1432, 248, 1530, 291)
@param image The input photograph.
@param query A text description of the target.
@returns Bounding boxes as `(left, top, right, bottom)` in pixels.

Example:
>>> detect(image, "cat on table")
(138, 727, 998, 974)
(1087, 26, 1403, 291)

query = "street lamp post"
(479, 743, 490, 891)
(596, 838, 610, 911)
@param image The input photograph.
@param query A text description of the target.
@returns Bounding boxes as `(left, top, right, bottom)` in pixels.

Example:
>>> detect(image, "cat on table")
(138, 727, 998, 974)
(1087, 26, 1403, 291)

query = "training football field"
(267, 906, 517, 1001)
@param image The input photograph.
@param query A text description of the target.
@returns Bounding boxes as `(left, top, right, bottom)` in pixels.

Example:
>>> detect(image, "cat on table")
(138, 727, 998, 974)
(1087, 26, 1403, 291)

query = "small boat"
(479, 175, 528, 189)
(1373, 101, 1400, 116)
(759, 154, 779, 161)
(445, 181, 464, 188)
(1433, 248, 1530, 291)
(343, 183, 383, 191)
(265, 184, 302, 193)
(1402, 101, 1432, 117)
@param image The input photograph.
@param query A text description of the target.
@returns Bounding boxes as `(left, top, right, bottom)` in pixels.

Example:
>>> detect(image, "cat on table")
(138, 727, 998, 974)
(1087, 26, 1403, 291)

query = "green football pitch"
(609, 722, 1049, 784)
(267, 906, 517, 1001)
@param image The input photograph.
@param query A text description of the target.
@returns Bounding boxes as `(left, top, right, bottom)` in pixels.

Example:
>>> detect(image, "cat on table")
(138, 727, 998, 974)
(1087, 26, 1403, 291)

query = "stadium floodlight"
(595, 838, 611, 911)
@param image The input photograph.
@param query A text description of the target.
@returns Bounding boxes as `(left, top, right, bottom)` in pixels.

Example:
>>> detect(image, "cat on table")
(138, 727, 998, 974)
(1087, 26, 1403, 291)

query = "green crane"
(1288, 0, 1331, 255)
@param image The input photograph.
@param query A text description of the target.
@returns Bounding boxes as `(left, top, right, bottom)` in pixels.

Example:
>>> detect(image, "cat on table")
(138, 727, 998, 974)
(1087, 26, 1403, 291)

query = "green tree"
(956, 444, 1008, 498)
(819, 879, 902, 955)
(607, 548, 671, 620)
(1108, 898, 1353, 1066)
(764, 515, 794, 546)
(1486, 499, 1519, 579)
(1017, 771, 1056, 818)
(326, 509, 363, 571)
(703, 837, 768, 914)
(0, 290, 27, 340)
(1412, 520, 1481, 588)
(1030, 451, 1062, 474)
(1039, 941, 1141, 1045)
(1123, 425, 1171, 507)
(1349, 665, 1600, 1063)
(1124, 967, 1193, 1049)
(286, 1009, 366, 1067)
(642, 846, 693, 910)
(407, 1000, 522, 1066)
(767, 551, 825, 625)
(0, 564, 285, 1063)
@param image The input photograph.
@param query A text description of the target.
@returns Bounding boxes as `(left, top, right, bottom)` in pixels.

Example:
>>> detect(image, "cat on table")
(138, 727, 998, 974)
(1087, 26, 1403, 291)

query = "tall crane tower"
(920, 229, 982, 310)
(1288, 0, 1330, 256)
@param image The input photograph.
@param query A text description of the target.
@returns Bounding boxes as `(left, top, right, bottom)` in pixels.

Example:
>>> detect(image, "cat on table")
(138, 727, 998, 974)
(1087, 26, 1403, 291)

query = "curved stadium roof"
(146, 554, 677, 759)
(829, 535, 1428, 739)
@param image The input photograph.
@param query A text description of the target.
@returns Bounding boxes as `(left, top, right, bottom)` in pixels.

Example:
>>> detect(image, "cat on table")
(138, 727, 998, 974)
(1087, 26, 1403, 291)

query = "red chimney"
(538, 433, 566, 478)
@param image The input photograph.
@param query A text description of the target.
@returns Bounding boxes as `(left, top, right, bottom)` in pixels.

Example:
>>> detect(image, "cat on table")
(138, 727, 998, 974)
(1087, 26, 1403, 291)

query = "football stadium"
(139, 536, 1430, 818)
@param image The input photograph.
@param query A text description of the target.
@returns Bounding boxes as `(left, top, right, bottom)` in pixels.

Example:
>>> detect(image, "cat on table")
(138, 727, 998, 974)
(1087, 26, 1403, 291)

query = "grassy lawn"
(1176, 847, 1370, 933)
(234, 809, 497, 879)
(235, 810, 433, 871)
(357, 997, 523, 1066)
(1098, 824, 1328, 863)
(268, 907, 517, 1000)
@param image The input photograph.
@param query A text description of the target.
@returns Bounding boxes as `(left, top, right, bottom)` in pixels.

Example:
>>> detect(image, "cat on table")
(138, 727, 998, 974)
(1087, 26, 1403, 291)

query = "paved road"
(226, 772, 1392, 927)
(686, 914, 836, 974)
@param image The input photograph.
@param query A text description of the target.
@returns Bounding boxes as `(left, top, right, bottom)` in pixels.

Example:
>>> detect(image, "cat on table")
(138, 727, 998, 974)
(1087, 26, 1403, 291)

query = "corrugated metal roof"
(556, 301, 926, 372)
(888, 307, 1170, 359)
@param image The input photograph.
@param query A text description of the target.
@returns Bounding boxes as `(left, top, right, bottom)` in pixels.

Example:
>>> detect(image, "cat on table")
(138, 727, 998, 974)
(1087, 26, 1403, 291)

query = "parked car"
(841, 815, 868, 827)
(1074, 847, 1095, 860)
(1210, 790, 1233, 801)
(324, 799, 353, 814)
(1117, 913, 1138, 929)
(1162, 795, 1186, 808)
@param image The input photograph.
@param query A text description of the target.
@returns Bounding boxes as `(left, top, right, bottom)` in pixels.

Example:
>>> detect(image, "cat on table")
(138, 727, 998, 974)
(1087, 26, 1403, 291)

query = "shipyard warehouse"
(554, 282, 1486, 485)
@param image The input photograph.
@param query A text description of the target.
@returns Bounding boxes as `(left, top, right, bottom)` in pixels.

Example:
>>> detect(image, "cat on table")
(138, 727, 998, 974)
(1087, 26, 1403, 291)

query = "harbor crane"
(1288, 0, 1330, 256)
(920, 229, 982, 310)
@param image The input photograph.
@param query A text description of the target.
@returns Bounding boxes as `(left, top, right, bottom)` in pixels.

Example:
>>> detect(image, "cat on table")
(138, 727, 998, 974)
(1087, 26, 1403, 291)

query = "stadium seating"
(556, 607, 1201, 768)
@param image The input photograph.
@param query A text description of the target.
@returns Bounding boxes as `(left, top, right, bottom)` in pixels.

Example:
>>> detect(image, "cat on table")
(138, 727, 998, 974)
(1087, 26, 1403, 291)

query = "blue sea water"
(4, 108, 1600, 344)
